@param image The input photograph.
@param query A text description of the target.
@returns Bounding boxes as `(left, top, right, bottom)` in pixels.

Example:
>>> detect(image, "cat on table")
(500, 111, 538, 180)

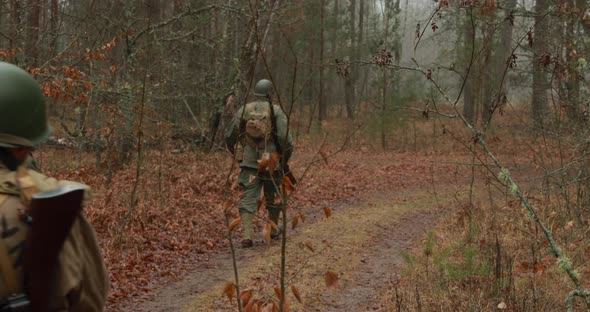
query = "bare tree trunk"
(344, 0, 356, 119)
(50, 0, 58, 52)
(331, 0, 340, 116)
(480, 13, 496, 125)
(319, 0, 326, 122)
(532, 0, 550, 126)
(306, 46, 315, 132)
(565, 0, 580, 121)
(355, 0, 364, 109)
(484, 0, 516, 126)
(381, 0, 391, 150)
(26, 0, 40, 65)
(10, 0, 21, 62)
(462, 9, 476, 124)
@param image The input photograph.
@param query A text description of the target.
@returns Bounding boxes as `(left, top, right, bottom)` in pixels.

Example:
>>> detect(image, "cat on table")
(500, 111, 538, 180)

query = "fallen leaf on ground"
(325, 271, 338, 288)
(323, 207, 332, 218)
(291, 284, 302, 303)
(304, 240, 314, 253)
(292, 216, 299, 229)
(320, 151, 329, 165)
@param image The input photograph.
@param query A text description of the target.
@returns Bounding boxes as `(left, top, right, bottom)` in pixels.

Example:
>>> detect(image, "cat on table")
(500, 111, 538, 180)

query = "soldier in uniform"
(0, 61, 108, 311)
(225, 79, 294, 248)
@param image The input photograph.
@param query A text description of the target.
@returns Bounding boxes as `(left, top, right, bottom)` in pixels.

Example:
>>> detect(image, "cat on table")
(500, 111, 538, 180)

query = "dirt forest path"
(120, 151, 468, 312)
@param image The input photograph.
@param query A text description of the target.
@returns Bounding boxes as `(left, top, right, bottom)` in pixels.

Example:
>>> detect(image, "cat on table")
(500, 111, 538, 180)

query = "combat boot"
(268, 210, 281, 239)
(240, 212, 254, 248)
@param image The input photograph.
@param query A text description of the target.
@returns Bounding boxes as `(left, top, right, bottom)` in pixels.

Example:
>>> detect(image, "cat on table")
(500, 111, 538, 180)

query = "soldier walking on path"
(0, 61, 108, 311)
(225, 79, 294, 248)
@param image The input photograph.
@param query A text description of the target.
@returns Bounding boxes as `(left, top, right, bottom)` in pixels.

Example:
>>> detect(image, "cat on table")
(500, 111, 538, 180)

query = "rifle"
(24, 185, 85, 312)
(267, 98, 297, 186)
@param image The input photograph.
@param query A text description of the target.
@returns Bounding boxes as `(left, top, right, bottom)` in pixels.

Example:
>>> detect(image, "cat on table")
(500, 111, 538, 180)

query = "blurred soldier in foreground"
(225, 79, 294, 248)
(0, 61, 108, 311)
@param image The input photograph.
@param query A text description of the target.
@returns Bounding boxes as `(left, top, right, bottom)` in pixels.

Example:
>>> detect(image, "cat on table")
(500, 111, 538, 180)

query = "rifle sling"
(0, 194, 19, 296)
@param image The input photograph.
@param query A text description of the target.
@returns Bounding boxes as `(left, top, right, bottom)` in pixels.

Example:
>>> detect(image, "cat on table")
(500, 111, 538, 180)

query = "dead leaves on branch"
(282, 176, 295, 194)
(239, 289, 253, 306)
(257, 153, 271, 175)
(268, 219, 279, 232)
(229, 218, 241, 232)
(222, 199, 233, 214)
(269, 152, 281, 174)
(263, 223, 272, 243)
(261, 302, 279, 312)
(263, 220, 279, 243)
(223, 282, 302, 310)
(231, 285, 298, 312)
(291, 216, 299, 230)
(273, 288, 290, 312)
(257, 152, 281, 175)
(273, 287, 282, 300)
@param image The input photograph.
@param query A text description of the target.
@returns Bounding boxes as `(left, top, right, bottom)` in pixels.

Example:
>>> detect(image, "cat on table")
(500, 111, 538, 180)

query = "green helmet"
(0, 61, 50, 148)
(253, 79, 273, 97)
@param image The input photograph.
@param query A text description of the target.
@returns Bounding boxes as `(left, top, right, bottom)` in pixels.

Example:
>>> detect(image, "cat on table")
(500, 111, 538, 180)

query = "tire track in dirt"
(123, 184, 458, 312)
(316, 206, 445, 312)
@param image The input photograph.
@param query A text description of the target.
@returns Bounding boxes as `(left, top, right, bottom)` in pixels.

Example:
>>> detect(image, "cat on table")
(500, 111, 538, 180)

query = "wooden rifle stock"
(24, 185, 85, 312)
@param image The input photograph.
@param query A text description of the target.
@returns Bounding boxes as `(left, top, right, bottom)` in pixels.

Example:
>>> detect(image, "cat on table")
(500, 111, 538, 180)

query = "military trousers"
(238, 167, 283, 214)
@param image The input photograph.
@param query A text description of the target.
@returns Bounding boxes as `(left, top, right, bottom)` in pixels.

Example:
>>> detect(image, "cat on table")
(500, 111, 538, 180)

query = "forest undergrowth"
(35, 108, 560, 310)
(384, 179, 590, 311)
(380, 112, 590, 311)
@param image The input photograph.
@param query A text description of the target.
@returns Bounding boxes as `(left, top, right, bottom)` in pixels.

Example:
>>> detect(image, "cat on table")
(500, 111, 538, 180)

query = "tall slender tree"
(319, 0, 327, 122)
(462, 8, 476, 124)
(344, 0, 356, 119)
(532, 0, 550, 126)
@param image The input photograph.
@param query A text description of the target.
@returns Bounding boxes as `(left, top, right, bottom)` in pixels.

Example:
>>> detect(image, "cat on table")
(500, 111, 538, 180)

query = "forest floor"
(123, 179, 456, 311)
(42, 115, 584, 311)
(109, 147, 477, 311)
